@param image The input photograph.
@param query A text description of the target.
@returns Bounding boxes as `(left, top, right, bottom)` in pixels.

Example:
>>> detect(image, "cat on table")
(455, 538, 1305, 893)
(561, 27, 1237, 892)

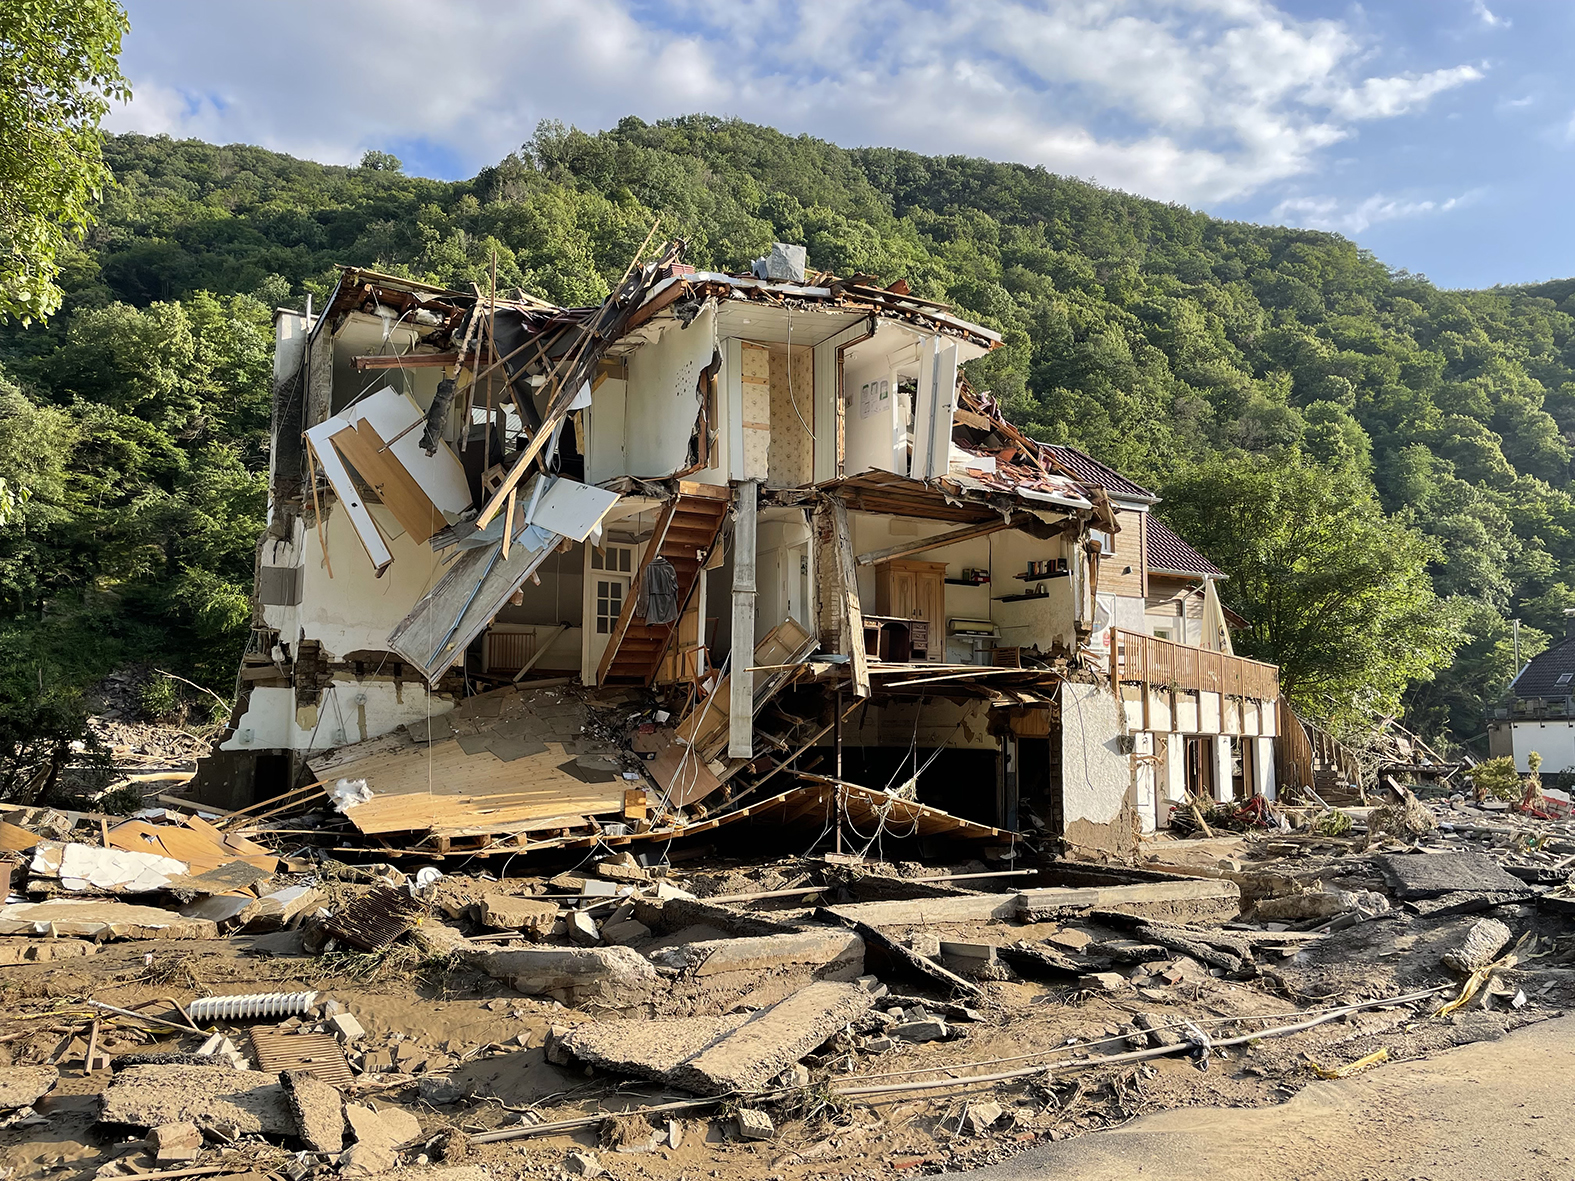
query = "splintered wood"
(308, 686, 626, 839)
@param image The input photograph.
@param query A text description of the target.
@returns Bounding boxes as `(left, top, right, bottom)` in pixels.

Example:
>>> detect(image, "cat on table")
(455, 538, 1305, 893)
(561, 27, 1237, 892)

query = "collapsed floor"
(4, 774, 1575, 1181)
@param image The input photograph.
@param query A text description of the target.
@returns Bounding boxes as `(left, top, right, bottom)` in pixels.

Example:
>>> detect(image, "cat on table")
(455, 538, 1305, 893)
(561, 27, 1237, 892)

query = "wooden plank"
(728, 481, 758, 758)
(855, 515, 1025, 566)
(329, 420, 445, 544)
(829, 497, 870, 698)
(352, 352, 462, 370)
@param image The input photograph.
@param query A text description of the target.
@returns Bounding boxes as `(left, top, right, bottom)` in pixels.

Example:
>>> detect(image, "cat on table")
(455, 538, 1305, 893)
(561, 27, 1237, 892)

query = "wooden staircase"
(596, 482, 731, 687)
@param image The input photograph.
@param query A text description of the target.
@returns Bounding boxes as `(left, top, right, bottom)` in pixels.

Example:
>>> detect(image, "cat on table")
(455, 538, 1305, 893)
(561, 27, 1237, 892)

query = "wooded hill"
(2, 116, 1571, 768)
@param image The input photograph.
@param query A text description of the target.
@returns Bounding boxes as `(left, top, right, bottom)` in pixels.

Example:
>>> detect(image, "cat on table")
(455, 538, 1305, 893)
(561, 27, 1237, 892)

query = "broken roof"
(1146, 516, 1225, 580)
(1039, 445, 1157, 506)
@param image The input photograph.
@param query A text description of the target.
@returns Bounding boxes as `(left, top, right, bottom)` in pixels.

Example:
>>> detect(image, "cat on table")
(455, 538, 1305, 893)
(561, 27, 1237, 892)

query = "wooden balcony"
(1111, 628, 1280, 702)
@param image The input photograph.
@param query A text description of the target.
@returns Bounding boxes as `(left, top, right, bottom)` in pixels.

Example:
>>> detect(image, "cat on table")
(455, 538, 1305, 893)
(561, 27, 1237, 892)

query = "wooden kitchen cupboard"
(875, 559, 946, 662)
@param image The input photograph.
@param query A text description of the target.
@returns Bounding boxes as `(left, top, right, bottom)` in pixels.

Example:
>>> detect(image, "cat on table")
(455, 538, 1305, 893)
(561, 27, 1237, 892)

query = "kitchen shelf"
(1012, 570, 1070, 581)
(945, 578, 989, 586)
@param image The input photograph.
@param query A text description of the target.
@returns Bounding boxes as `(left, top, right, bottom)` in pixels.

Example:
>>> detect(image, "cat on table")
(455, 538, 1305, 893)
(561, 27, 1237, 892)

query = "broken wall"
(1059, 679, 1137, 859)
(625, 305, 718, 482)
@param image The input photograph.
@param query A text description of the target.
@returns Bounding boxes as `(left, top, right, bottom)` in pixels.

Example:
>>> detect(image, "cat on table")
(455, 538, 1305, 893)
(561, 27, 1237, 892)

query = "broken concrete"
(281, 1069, 343, 1153)
(0, 1067, 58, 1111)
(470, 945, 656, 1001)
(822, 894, 1019, 927)
(236, 885, 321, 932)
(0, 939, 97, 965)
(346, 1102, 421, 1149)
(671, 981, 874, 1095)
(99, 1065, 293, 1135)
(649, 929, 864, 979)
(1017, 879, 1241, 923)
(476, 894, 558, 936)
(150, 1122, 202, 1163)
(848, 920, 984, 998)
(0, 900, 219, 940)
(555, 1015, 750, 1082)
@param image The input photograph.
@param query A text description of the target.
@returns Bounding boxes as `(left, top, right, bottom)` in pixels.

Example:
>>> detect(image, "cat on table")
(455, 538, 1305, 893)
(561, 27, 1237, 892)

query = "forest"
(3, 115, 1573, 772)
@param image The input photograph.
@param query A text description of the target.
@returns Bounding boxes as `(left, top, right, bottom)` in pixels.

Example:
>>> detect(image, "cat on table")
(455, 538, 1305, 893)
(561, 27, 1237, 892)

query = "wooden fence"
(1111, 629, 1280, 703)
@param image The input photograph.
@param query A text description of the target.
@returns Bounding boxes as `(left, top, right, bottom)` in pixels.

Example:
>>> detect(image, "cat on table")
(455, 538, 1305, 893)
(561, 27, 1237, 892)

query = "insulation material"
(30, 842, 187, 893)
(740, 341, 771, 480)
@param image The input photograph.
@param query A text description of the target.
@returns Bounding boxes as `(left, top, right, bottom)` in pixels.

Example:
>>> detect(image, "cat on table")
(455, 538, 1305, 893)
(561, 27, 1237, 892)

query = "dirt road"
(946, 1014, 1575, 1181)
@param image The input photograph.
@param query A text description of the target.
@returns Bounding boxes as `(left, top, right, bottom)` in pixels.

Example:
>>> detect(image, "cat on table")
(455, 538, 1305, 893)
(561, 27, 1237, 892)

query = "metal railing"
(1111, 628, 1280, 703)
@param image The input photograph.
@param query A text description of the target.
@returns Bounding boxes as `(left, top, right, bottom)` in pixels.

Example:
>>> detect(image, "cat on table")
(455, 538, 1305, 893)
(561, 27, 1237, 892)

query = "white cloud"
(105, 0, 1485, 206)
(1473, 0, 1509, 29)
(1270, 190, 1475, 234)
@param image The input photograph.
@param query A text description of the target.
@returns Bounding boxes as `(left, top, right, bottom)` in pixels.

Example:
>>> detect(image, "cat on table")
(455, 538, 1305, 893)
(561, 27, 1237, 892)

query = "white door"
(585, 542, 635, 680)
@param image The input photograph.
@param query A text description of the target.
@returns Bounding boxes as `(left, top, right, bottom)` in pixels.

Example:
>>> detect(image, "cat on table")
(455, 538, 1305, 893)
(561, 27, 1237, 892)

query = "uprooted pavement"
(5, 781, 1575, 1181)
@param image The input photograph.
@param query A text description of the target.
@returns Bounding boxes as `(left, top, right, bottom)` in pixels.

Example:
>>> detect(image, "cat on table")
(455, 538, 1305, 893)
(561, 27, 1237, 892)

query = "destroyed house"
(202, 242, 1291, 860)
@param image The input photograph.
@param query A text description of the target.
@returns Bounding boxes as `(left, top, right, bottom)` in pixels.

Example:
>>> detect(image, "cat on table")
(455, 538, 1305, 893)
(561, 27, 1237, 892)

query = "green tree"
(1160, 457, 1460, 730)
(0, 0, 129, 322)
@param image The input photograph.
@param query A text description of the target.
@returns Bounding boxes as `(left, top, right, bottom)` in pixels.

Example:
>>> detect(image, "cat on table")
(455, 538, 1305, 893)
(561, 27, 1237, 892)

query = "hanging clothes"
(639, 556, 680, 624)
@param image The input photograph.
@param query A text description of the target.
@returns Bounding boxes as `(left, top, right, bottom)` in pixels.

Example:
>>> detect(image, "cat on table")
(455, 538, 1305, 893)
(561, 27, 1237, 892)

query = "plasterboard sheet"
(529, 477, 621, 542)
(303, 418, 392, 573)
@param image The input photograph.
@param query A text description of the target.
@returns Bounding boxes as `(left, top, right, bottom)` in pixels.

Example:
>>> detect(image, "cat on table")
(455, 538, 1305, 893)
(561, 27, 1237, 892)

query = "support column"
(1254, 736, 1277, 802)
(1213, 735, 1234, 804)
(728, 481, 759, 759)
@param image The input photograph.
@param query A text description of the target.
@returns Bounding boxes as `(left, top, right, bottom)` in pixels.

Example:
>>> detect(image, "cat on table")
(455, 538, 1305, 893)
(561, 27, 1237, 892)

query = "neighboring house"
(1488, 638, 1575, 772)
(202, 244, 1290, 859)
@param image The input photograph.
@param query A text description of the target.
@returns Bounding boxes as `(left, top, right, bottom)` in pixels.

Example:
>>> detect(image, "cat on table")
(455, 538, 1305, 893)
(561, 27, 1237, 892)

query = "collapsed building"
(195, 240, 1304, 861)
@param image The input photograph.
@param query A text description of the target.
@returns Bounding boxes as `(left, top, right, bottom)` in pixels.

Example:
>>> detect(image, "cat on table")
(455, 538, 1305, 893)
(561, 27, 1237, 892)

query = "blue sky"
(105, 0, 1574, 290)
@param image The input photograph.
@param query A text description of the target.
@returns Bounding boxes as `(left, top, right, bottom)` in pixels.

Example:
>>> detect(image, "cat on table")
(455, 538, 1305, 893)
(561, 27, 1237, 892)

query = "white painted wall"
(1059, 681, 1131, 830)
(1253, 736, 1277, 801)
(1212, 736, 1233, 803)
(219, 681, 452, 755)
(1510, 721, 1575, 773)
(625, 305, 718, 482)
(584, 377, 627, 485)
(1133, 730, 1157, 834)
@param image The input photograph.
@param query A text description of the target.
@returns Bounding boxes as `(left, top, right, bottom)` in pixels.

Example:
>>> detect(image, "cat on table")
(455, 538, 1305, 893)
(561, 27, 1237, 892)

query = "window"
(1557, 672, 1573, 687)
(1153, 627, 1172, 641)
(590, 545, 632, 573)
(1090, 529, 1115, 556)
(595, 579, 624, 634)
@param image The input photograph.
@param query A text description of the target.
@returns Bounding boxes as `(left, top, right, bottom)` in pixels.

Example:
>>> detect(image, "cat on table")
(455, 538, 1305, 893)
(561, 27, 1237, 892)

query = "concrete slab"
(555, 1015, 750, 1082)
(0, 900, 219, 940)
(99, 1065, 294, 1134)
(470, 945, 656, 1001)
(670, 981, 874, 1095)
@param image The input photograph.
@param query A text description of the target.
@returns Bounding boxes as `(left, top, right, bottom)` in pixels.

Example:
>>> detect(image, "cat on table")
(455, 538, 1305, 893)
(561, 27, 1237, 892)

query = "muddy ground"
(4, 837, 1571, 1181)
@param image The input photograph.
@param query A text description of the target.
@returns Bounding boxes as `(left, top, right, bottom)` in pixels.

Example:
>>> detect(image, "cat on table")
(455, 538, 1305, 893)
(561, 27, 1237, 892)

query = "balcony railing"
(1111, 628, 1280, 702)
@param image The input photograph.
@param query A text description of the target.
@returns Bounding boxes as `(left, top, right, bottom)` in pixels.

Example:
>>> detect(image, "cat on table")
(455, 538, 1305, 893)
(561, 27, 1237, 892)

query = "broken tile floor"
(5, 788, 1575, 1181)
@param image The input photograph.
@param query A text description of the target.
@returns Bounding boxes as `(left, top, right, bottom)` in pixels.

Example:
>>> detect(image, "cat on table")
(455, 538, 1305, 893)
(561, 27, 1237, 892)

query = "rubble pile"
(4, 769, 1575, 1181)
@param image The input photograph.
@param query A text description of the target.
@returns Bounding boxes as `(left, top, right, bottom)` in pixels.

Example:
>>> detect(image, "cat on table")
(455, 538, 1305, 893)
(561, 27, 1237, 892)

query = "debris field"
(4, 766, 1575, 1181)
